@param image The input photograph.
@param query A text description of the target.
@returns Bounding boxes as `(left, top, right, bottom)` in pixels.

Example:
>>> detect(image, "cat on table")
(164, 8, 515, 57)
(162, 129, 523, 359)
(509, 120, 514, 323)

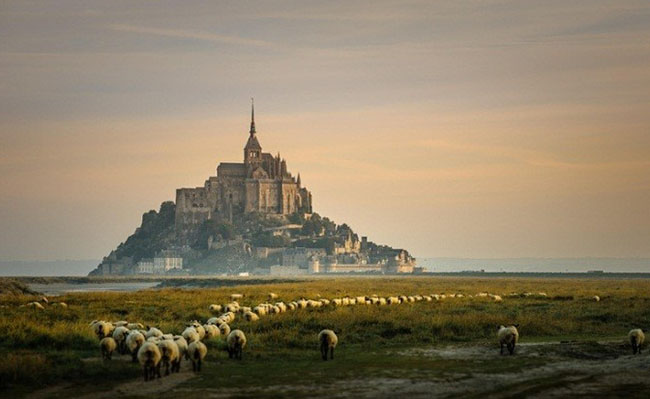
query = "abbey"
(175, 103, 312, 237)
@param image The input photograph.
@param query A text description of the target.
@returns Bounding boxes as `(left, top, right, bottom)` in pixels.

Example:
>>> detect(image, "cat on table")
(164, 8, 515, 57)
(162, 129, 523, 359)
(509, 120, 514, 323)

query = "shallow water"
(28, 282, 160, 295)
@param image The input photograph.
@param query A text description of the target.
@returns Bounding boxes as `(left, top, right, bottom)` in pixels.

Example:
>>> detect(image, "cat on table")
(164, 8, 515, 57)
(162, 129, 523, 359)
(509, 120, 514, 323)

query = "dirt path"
(175, 341, 650, 398)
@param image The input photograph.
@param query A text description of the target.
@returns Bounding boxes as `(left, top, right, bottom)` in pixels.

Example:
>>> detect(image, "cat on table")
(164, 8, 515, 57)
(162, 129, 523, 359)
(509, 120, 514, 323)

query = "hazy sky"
(1, 0, 649, 262)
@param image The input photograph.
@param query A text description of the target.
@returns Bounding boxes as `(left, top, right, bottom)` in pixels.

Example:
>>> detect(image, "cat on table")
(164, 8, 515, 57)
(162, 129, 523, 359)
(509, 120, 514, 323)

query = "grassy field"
(1, 276, 649, 398)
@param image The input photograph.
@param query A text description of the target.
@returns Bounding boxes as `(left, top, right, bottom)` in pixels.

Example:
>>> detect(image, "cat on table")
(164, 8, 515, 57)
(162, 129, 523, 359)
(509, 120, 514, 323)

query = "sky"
(1, 0, 649, 263)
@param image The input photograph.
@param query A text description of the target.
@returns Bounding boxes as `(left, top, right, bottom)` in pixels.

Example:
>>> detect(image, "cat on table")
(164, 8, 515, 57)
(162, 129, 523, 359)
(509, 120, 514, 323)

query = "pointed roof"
(245, 98, 262, 150)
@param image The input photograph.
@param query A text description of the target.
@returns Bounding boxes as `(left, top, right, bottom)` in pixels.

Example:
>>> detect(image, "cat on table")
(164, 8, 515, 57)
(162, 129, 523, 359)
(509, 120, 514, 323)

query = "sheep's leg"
(197, 358, 202, 372)
(143, 366, 149, 382)
(330, 347, 334, 360)
(156, 363, 161, 379)
(500, 343, 504, 355)
(321, 344, 327, 361)
(508, 343, 515, 355)
(165, 361, 170, 376)
(132, 352, 137, 363)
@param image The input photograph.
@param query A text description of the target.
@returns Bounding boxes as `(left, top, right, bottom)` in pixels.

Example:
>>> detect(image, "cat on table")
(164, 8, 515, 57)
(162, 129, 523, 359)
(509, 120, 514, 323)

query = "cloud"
(107, 24, 278, 49)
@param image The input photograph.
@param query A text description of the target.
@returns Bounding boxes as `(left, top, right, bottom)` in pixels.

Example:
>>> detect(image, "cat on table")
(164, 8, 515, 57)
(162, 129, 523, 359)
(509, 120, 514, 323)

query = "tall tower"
(244, 98, 262, 166)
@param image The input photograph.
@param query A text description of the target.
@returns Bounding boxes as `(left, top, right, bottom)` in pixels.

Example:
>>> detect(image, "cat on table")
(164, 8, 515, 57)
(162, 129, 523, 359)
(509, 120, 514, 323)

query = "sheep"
(145, 326, 163, 339)
(592, 295, 601, 302)
(377, 298, 387, 306)
(23, 301, 45, 310)
(113, 321, 129, 327)
(157, 339, 181, 375)
(497, 324, 519, 355)
(209, 304, 223, 313)
(51, 302, 68, 308)
(173, 335, 189, 360)
(253, 306, 267, 316)
(100, 337, 117, 360)
(188, 341, 208, 372)
(218, 323, 231, 337)
(127, 322, 144, 330)
(221, 312, 236, 323)
(112, 326, 130, 354)
(629, 329, 645, 355)
(126, 330, 145, 362)
(318, 329, 338, 361)
(243, 311, 260, 322)
(203, 324, 220, 339)
(92, 321, 114, 340)
(40, 296, 49, 304)
(161, 333, 174, 341)
(320, 299, 330, 306)
(189, 321, 206, 340)
(268, 292, 278, 300)
(227, 330, 247, 360)
(230, 293, 243, 301)
(182, 327, 200, 343)
(137, 341, 162, 381)
(492, 295, 503, 302)
(297, 299, 308, 309)
(224, 303, 240, 313)
(332, 298, 342, 307)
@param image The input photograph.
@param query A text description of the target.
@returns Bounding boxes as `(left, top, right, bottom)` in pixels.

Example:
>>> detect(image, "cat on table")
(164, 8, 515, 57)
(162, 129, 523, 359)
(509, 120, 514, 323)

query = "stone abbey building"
(175, 103, 312, 237)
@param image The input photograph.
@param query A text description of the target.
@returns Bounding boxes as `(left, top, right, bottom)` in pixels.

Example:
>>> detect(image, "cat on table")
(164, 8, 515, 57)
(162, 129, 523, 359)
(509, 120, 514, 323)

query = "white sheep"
(157, 339, 180, 375)
(173, 335, 189, 360)
(592, 295, 601, 302)
(91, 321, 114, 340)
(203, 324, 220, 339)
(127, 322, 144, 330)
(219, 323, 231, 337)
(209, 304, 223, 313)
(112, 326, 130, 354)
(145, 326, 163, 339)
(268, 292, 278, 300)
(188, 341, 208, 372)
(137, 341, 162, 381)
(113, 321, 128, 327)
(23, 301, 45, 310)
(100, 337, 117, 360)
(629, 329, 645, 355)
(497, 324, 519, 355)
(189, 321, 206, 340)
(126, 330, 145, 362)
(230, 293, 243, 301)
(51, 302, 68, 308)
(227, 330, 247, 360)
(318, 329, 338, 361)
(182, 327, 200, 343)
(243, 311, 260, 322)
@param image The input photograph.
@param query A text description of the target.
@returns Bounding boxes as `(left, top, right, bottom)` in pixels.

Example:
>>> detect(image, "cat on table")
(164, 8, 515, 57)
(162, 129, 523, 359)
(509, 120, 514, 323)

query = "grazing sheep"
(268, 292, 278, 300)
(145, 326, 163, 339)
(629, 329, 645, 355)
(492, 295, 503, 302)
(126, 330, 145, 362)
(592, 295, 601, 302)
(288, 302, 298, 311)
(230, 293, 243, 301)
(51, 302, 68, 308)
(112, 326, 130, 354)
(92, 321, 114, 340)
(203, 324, 220, 339)
(209, 304, 223, 313)
(173, 335, 189, 360)
(100, 337, 117, 360)
(182, 327, 200, 343)
(23, 301, 45, 310)
(188, 341, 208, 372)
(221, 312, 236, 323)
(189, 321, 206, 340)
(40, 296, 49, 304)
(497, 325, 519, 355)
(318, 329, 338, 361)
(243, 311, 260, 322)
(332, 298, 342, 307)
(137, 342, 162, 381)
(127, 322, 144, 330)
(113, 321, 128, 327)
(161, 333, 174, 341)
(227, 330, 247, 360)
(253, 306, 267, 316)
(157, 339, 180, 375)
(218, 323, 231, 337)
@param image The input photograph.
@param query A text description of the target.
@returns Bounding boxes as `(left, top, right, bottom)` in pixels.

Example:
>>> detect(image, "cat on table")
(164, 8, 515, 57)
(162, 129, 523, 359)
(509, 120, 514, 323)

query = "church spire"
(249, 97, 256, 135)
